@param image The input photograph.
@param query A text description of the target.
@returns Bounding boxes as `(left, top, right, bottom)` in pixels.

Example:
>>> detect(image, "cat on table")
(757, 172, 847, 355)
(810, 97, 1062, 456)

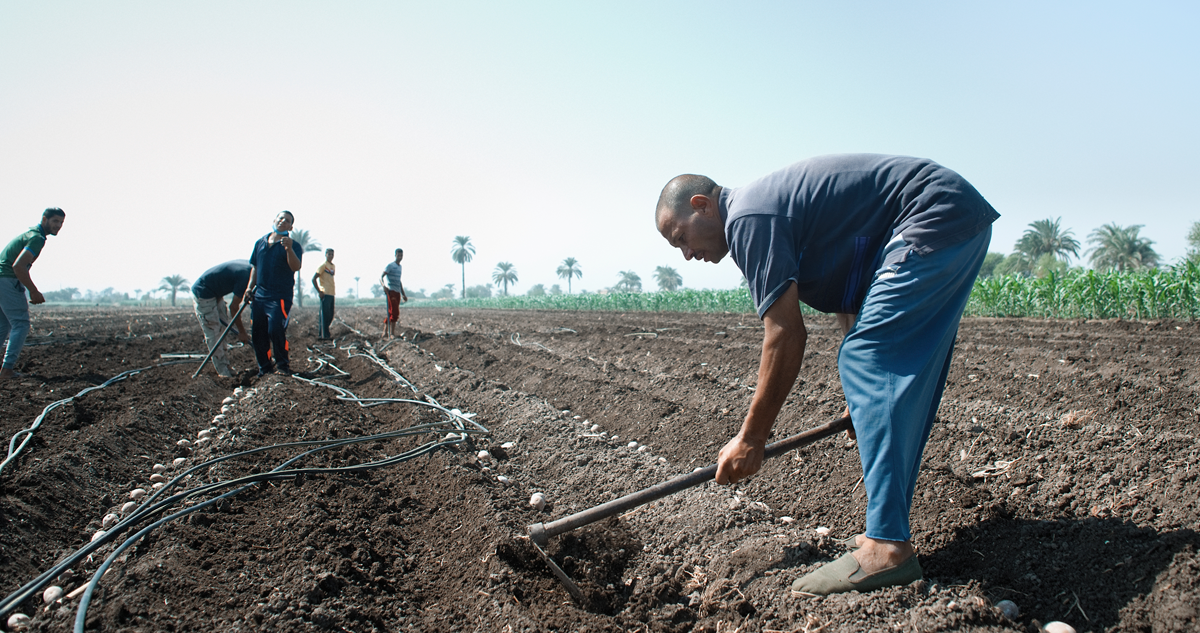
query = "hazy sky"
(2, 2, 1197, 299)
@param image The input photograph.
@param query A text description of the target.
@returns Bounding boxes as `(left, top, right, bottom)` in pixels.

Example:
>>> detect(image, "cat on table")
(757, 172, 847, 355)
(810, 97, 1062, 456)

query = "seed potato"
(42, 586, 63, 603)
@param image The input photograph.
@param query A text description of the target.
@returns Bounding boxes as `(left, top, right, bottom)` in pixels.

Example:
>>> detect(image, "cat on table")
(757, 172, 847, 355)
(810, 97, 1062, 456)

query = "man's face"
(657, 205, 728, 264)
(395, 251, 404, 263)
(42, 215, 65, 236)
(326, 250, 335, 262)
(274, 213, 294, 232)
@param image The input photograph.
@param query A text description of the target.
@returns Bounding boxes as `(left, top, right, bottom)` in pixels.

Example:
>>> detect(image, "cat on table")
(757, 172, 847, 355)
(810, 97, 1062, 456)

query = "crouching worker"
(655, 154, 998, 595)
(191, 260, 251, 378)
(245, 211, 303, 377)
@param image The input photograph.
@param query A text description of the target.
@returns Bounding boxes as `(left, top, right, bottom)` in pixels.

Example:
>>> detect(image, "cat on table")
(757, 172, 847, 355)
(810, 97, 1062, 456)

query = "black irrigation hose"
(1, 395, 487, 621)
(0, 349, 488, 628)
(75, 427, 481, 633)
(0, 360, 198, 476)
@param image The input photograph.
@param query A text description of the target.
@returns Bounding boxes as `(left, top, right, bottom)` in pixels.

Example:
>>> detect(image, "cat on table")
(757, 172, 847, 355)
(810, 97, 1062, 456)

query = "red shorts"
(385, 289, 402, 323)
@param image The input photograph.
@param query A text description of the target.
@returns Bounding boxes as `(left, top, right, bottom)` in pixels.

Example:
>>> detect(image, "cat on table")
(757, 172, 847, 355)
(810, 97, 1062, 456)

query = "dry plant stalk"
(1060, 409, 1095, 429)
(683, 566, 709, 593)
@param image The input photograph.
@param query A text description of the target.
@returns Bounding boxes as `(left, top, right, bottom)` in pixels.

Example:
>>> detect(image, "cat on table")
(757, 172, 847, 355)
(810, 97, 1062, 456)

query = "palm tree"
(1016, 217, 1080, 262)
(556, 257, 583, 294)
(1087, 223, 1160, 271)
(654, 266, 683, 291)
(158, 275, 189, 307)
(451, 236, 475, 298)
(492, 262, 518, 296)
(614, 270, 642, 292)
(289, 229, 322, 307)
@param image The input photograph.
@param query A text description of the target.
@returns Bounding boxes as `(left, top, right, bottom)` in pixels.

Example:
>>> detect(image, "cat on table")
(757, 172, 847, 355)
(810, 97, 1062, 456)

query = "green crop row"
(965, 260, 1200, 320)
(410, 260, 1200, 320)
(410, 288, 764, 313)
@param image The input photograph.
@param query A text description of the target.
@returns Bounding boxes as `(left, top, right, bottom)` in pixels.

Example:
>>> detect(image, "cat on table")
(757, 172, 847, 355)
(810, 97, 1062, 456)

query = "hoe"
(524, 415, 853, 602)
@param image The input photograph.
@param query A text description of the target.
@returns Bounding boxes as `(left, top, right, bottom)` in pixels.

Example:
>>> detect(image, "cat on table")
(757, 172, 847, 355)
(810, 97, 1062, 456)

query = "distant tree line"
(979, 219, 1199, 279)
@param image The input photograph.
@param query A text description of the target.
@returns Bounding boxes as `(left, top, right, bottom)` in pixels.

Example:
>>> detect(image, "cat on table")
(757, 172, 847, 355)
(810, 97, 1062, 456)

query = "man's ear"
(689, 194, 715, 216)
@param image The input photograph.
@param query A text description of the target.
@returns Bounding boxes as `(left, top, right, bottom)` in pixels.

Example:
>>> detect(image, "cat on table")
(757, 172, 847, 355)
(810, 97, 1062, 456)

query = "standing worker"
(380, 248, 407, 339)
(312, 248, 336, 340)
(191, 259, 251, 378)
(655, 154, 997, 595)
(0, 208, 65, 381)
(245, 211, 303, 377)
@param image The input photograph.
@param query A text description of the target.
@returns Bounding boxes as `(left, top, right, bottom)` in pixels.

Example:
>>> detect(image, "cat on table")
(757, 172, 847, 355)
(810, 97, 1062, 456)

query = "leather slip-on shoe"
(790, 552, 922, 596)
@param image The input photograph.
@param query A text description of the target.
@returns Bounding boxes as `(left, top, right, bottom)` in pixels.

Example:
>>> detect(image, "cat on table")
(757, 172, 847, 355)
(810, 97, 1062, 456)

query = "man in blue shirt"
(656, 155, 997, 595)
(191, 260, 251, 378)
(244, 211, 303, 376)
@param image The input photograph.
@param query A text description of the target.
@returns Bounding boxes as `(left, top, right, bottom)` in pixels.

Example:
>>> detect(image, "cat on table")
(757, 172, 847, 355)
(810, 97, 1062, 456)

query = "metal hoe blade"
(527, 537, 586, 604)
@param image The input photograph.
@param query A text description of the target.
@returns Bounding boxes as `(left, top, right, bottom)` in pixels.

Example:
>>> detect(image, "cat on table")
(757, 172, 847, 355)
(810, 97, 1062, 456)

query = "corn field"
(414, 288, 765, 313)
(414, 260, 1200, 320)
(966, 260, 1200, 319)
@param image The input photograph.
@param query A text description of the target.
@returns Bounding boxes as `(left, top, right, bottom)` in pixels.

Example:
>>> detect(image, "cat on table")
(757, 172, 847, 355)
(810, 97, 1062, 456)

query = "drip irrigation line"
(345, 348, 418, 392)
(0, 360, 198, 476)
(1, 360, 487, 624)
(73, 426, 484, 633)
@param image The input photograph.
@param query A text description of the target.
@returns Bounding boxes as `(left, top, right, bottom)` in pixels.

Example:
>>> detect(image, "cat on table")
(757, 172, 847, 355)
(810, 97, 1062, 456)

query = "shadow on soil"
(925, 515, 1198, 629)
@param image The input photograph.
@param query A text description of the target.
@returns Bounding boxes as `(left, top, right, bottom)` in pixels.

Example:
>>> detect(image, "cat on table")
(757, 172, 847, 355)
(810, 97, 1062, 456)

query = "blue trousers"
(0, 278, 31, 370)
(251, 296, 292, 373)
(839, 226, 991, 542)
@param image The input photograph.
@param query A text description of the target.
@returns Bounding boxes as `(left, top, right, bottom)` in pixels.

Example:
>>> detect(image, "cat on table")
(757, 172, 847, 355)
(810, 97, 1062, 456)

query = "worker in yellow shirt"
(311, 248, 336, 340)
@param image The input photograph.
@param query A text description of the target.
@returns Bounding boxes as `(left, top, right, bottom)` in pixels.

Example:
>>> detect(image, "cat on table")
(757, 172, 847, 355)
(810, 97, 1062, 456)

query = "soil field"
(1, 306, 1198, 633)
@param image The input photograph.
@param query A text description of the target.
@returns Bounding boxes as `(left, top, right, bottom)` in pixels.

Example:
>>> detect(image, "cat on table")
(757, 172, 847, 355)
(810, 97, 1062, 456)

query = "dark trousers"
(251, 296, 292, 373)
(318, 294, 335, 338)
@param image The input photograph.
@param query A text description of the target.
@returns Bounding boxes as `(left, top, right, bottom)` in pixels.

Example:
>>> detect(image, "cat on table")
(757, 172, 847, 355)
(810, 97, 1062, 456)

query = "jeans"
(194, 296, 233, 376)
(0, 277, 31, 370)
(838, 226, 991, 542)
(251, 296, 292, 374)
(318, 294, 335, 338)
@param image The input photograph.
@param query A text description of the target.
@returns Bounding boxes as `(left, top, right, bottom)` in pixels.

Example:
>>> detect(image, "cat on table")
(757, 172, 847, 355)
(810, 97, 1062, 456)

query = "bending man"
(0, 208, 65, 381)
(192, 260, 251, 378)
(655, 154, 997, 595)
(245, 211, 303, 377)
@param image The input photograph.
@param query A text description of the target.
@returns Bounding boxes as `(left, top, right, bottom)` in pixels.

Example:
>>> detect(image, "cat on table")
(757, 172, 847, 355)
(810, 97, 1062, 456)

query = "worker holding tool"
(655, 154, 998, 595)
(191, 260, 251, 378)
(245, 211, 303, 377)
(0, 208, 65, 381)
(311, 248, 336, 340)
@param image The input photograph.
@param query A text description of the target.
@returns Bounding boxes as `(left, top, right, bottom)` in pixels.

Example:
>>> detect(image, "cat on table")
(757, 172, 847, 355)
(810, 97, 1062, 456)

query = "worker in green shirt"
(0, 208, 66, 380)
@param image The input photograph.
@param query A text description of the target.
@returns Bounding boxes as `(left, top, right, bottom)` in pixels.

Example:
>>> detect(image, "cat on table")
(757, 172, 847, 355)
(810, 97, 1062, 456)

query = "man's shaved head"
(656, 174, 719, 225)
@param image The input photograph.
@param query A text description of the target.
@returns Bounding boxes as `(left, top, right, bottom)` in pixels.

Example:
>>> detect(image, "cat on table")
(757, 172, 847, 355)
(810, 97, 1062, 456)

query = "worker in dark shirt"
(191, 260, 251, 378)
(245, 211, 303, 376)
(655, 154, 997, 595)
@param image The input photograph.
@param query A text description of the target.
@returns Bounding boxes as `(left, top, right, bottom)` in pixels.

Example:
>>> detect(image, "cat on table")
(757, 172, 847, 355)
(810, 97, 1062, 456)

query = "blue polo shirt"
(250, 235, 303, 301)
(722, 154, 999, 317)
(192, 260, 252, 300)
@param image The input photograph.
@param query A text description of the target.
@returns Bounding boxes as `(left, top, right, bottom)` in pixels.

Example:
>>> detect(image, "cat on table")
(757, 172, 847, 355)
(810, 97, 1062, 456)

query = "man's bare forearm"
(13, 267, 38, 296)
(740, 284, 806, 442)
(741, 321, 805, 442)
